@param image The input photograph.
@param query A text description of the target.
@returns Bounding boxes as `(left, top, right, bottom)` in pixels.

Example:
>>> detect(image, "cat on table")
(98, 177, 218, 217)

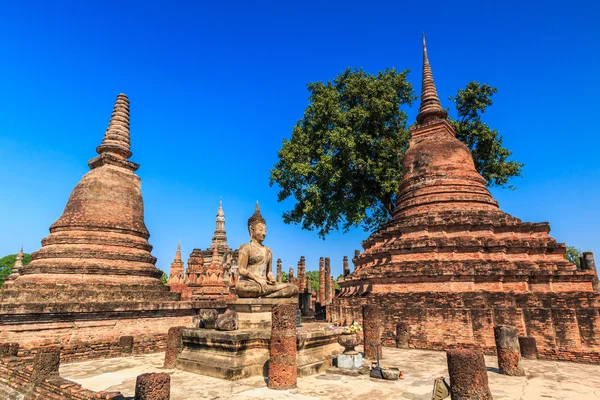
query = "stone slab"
(337, 354, 363, 370)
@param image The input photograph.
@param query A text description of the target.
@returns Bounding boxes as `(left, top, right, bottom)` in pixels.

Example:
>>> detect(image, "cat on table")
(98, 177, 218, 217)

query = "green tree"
(160, 272, 169, 285)
(565, 246, 582, 268)
(281, 271, 289, 283)
(0, 253, 32, 287)
(270, 69, 523, 238)
(306, 270, 320, 292)
(449, 82, 522, 188)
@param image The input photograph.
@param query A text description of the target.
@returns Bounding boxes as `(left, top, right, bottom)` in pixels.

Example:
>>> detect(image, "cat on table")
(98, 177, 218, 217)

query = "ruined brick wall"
(0, 356, 124, 399)
(334, 291, 600, 364)
(0, 313, 197, 363)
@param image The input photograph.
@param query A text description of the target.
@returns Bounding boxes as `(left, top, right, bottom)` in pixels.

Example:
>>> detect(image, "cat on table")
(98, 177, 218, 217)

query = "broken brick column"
(268, 303, 297, 390)
(494, 325, 525, 376)
(324, 258, 331, 305)
(518, 336, 538, 360)
(276, 258, 282, 282)
(363, 305, 382, 359)
(396, 323, 410, 349)
(135, 372, 170, 400)
(31, 346, 60, 384)
(446, 348, 493, 400)
(164, 326, 186, 368)
(343, 256, 350, 276)
(318, 257, 325, 307)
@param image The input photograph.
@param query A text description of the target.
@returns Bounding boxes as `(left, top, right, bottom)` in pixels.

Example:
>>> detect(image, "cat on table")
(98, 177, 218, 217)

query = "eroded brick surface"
(135, 372, 170, 400)
(268, 304, 297, 389)
(446, 348, 493, 400)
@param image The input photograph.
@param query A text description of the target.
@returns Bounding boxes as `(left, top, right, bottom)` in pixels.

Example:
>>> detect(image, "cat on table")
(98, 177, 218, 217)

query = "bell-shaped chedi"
(335, 35, 600, 362)
(2, 94, 176, 302)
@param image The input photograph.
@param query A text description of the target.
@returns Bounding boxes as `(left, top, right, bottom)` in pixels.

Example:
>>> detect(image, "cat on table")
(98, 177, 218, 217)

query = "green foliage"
(565, 246, 582, 268)
(334, 274, 344, 290)
(448, 82, 523, 188)
(281, 271, 289, 283)
(0, 253, 32, 287)
(270, 69, 523, 238)
(306, 270, 320, 291)
(160, 272, 169, 285)
(270, 68, 416, 238)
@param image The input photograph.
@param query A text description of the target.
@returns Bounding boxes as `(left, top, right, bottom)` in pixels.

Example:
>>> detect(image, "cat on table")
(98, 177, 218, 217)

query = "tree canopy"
(270, 68, 523, 238)
(564, 246, 582, 268)
(0, 253, 32, 287)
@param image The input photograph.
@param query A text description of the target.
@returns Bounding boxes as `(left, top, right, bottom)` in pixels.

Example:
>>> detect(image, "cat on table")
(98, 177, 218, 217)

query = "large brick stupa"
(335, 36, 600, 363)
(0, 95, 198, 361)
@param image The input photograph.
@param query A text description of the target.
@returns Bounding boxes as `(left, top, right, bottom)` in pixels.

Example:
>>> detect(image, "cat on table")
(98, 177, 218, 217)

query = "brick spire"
(175, 241, 182, 261)
(96, 94, 132, 159)
(416, 33, 448, 125)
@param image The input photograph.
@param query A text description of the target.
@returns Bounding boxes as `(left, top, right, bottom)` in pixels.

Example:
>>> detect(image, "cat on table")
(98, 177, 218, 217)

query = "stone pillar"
(306, 277, 313, 311)
(494, 325, 525, 376)
(319, 257, 325, 306)
(395, 323, 409, 348)
(362, 305, 382, 359)
(343, 256, 350, 276)
(31, 346, 60, 384)
(135, 372, 170, 400)
(164, 326, 185, 368)
(324, 257, 331, 305)
(446, 349, 493, 400)
(518, 336, 538, 359)
(268, 303, 297, 390)
(276, 258, 282, 282)
(583, 252, 596, 271)
(288, 266, 295, 284)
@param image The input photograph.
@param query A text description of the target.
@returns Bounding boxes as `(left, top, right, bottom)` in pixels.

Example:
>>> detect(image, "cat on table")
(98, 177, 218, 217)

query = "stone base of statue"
(228, 297, 296, 330)
(337, 353, 363, 370)
(175, 298, 343, 380)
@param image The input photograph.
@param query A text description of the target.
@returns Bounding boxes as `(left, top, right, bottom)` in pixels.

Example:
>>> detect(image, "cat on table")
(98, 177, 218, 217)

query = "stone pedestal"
(228, 298, 297, 330)
(176, 323, 342, 380)
(337, 353, 363, 370)
(175, 298, 342, 380)
(494, 325, 525, 376)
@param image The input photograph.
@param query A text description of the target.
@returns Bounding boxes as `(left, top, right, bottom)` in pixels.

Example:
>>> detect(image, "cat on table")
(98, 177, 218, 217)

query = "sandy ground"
(59, 347, 600, 400)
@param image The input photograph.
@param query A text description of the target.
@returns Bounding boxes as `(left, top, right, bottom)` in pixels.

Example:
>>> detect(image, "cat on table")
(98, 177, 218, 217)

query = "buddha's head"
(248, 201, 267, 243)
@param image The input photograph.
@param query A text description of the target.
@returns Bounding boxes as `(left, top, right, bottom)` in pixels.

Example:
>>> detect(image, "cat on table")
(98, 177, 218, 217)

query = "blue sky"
(1, 1, 598, 278)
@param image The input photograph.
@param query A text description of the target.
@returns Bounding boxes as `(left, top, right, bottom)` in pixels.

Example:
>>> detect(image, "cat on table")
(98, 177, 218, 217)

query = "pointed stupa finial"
(175, 241, 182, 262)
(416, 33, 447, 125)
(96, 93, 132, 159)
(217, 197, 224, 216)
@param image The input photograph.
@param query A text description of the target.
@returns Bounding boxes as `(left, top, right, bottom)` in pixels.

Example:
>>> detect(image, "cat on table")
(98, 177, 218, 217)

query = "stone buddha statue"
(235, 202, 298, 298)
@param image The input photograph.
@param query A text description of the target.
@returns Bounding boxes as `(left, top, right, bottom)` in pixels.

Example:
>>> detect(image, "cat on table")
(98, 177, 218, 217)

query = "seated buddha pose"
(235, 202, 298, 298)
